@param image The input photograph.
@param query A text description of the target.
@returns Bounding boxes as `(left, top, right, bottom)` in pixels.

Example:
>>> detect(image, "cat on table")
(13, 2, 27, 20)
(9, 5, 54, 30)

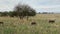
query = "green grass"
(0, 14, 60, 34)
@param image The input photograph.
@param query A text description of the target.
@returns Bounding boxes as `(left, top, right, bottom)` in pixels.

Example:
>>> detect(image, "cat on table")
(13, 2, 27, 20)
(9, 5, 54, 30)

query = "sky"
(0, 0, 60, 13)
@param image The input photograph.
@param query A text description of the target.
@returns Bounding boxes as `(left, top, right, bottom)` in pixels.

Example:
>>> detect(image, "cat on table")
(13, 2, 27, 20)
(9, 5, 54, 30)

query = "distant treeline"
(0, 11, 54, 17)
(0, 10, 36, 17)
(0, 11, 15, 17)
(38, 12, 54, 14)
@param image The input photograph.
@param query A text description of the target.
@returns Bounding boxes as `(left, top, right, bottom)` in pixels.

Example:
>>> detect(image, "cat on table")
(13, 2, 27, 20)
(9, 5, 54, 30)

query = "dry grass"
(0, 14, 60, 34)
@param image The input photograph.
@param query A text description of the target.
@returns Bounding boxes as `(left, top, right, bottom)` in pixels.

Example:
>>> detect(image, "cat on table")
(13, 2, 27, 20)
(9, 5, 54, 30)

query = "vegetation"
(0, 4, 36, 20)
(0, 3, 59, 34)
(14, 4, 36, 20)
(0, 14, 60, 34)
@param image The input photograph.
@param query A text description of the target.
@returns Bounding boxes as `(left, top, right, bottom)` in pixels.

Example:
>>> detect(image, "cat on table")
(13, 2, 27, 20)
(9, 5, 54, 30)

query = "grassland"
(0, 14, 60, 34)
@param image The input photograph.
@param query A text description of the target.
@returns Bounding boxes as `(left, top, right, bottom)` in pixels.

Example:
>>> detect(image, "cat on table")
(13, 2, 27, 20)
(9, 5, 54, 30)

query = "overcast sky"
(0, 0, 60, 13)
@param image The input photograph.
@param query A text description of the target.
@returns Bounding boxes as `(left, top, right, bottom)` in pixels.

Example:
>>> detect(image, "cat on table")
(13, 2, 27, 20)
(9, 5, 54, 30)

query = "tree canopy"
(14, 4, 36, 20)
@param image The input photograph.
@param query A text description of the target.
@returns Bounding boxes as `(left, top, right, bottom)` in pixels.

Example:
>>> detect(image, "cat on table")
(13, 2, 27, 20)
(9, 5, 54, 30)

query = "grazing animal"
(0, 22, 3, 24)
(31, 21, 36, 25)
(49, 20, 55, 23)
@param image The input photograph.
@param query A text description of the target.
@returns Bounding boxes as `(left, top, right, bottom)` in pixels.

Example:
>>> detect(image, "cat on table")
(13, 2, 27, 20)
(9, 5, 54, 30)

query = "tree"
(8, 11, 17, 17)
(0, 11, 8, 17)
(42, 12, 48, 14)
(14, 4, 36, 20)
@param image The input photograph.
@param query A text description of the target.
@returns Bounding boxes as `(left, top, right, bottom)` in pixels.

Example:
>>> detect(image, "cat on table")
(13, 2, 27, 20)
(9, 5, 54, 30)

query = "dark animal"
(31, 21, 36, 25)
(0, 22, 3, 24)
(49, 20, 55, 23)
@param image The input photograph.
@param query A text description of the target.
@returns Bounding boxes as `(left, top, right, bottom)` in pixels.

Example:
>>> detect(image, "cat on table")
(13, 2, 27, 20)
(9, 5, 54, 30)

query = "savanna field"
(0, 14, 60, 34)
